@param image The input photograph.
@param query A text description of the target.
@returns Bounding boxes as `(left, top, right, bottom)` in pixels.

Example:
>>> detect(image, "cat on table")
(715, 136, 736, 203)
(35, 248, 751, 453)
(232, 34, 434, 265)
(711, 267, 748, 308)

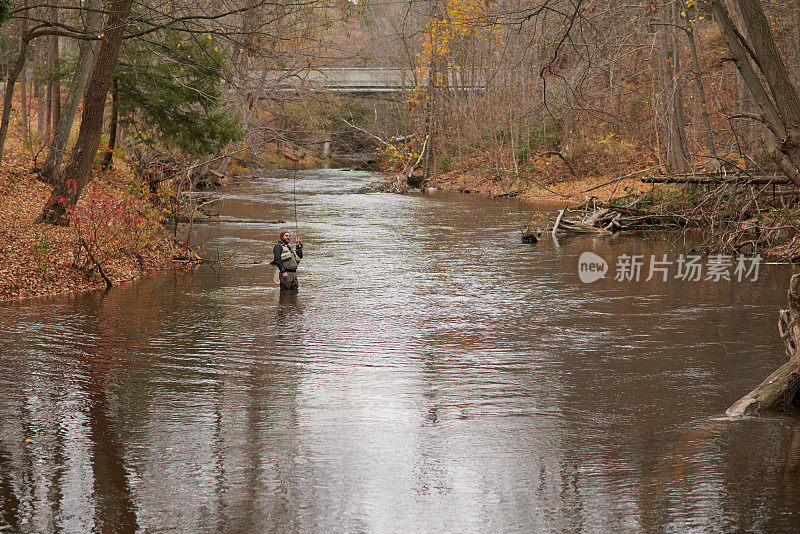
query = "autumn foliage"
(0, 147, 174, 301)
(68, 180, 163, 275)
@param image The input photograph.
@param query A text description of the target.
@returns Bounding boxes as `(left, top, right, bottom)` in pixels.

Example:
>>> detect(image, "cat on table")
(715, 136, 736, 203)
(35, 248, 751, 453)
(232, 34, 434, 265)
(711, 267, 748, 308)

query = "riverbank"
(425, 169, 651, 202)
(0, 148, 176, 301)
(406, 163, 800, 260)
(0, 136, 337, 301)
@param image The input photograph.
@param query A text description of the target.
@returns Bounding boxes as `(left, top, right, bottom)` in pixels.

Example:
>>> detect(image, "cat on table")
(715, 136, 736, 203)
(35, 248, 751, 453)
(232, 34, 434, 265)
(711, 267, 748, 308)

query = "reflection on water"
(2, 169, 800, 532)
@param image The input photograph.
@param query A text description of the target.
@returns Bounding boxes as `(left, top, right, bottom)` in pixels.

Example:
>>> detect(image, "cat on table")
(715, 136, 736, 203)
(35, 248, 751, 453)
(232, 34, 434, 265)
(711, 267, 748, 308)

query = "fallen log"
(552, 209, 565, 236)
(727, 274, 800, 416)
(642, 175, 792, 185)
(194, 170, 224, 189)
(171, 213, 286, 224)
(585, 208, 611, 226)
(572, 199, 650, 217)
(618, 214, 691, 228)
(548, 203, 691, 236)
(553, 217, 612, 235)
(493, 189, 524, 198)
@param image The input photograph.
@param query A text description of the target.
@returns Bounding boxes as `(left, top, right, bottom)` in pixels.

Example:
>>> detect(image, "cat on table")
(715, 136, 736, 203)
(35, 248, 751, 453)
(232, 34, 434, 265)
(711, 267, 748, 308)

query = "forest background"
(2, 0, 800, 298)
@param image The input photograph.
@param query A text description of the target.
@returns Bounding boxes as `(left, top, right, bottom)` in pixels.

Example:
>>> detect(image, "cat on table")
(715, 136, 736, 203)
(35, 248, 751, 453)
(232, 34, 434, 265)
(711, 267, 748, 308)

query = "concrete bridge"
(260, 67, 486, 95)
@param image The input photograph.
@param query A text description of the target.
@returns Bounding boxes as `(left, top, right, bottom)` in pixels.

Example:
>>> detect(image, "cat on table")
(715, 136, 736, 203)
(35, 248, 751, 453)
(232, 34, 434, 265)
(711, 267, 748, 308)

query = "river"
(1, 168, 800, 532)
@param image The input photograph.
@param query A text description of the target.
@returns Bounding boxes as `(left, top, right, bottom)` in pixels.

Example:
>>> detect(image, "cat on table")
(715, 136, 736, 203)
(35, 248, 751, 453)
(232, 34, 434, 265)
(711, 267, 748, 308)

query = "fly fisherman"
(272, 230, 303, 290)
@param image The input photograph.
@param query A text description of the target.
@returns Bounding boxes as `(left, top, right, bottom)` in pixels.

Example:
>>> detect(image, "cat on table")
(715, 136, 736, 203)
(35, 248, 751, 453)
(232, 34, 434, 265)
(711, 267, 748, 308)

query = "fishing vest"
(280, 244, 299, 270)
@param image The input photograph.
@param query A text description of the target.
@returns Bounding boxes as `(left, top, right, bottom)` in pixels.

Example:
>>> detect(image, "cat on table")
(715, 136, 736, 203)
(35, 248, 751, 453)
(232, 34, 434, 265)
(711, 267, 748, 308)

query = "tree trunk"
(428, 57, 437, 180)
(45, 74, 52, 141)
(49, 3, 61, 136)
(728, 274, 800, 416)
(710, 0, 800, 183)
(659, 1, 691, 174)
(670, 2, 691, 172)
(422, 22, 437, 183)
(101, 78, 118, 171)
(18, 0, 31, 148)
(737, 0, 800, 129)
(0, 30, 30, 170)
(20, 55, 29, 147)
(737, 75, 754, 154)
(561, 84, 574, 153)
(712, 2, 783, 137)
(794, 0, 800, 89)
(40, 0, 103, 185)
(35, 47, 45, 140)
(686, 25, 718, 167)
(726, 0, 758, 154)
(38, 0, 134, 225)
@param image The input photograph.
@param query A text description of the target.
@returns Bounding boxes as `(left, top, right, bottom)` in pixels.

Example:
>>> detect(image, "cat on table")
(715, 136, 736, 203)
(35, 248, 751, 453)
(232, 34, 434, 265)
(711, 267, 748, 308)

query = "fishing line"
(300, 103, 380, 173)
(293, 145, 299, 237)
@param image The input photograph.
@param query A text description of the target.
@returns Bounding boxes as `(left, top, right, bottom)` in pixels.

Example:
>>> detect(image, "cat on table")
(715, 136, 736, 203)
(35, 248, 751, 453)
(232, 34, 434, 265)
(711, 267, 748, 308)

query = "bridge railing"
(249, 67, 488, 93)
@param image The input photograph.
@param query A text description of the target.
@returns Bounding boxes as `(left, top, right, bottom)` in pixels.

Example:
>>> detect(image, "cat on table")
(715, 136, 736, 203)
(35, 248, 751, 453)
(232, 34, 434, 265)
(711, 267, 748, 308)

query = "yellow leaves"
(378, 140, 421, 170)
(413, 0, 499, 82)
(680, 10, 686, 17)
(446, 0, 488, 36)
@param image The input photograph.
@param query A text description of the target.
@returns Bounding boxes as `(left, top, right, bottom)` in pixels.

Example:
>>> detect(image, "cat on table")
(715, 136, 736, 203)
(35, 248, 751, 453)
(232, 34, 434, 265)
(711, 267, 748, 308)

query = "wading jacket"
(272, 241, 303, 273)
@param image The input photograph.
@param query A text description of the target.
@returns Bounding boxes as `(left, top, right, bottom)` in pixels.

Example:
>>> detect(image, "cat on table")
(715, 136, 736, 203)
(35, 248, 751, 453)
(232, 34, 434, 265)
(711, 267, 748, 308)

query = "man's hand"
(282, 272, 288, 278)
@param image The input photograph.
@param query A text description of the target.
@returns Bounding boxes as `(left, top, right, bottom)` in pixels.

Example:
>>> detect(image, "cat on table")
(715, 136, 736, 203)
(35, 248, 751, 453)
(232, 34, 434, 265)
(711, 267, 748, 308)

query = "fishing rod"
(293, 145, 299, 238)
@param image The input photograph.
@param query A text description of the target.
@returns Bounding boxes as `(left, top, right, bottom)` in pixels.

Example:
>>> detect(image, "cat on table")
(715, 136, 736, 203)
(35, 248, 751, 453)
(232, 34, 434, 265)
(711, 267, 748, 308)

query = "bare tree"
(684, 8, 717, 165)
(40, 0, 103, 185)
(18, 1, 31, 148)
(658, 0, 691, 173)
(0, 16, 33, 170)
(48, 2, 61, 137)
(38, 0, 134, 225)
(711, 0, 800, 183)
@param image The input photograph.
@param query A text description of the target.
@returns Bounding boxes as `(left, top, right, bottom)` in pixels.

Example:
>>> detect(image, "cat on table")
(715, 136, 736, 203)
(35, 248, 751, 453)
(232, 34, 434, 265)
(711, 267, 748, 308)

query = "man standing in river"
(273, 230, 303, 290)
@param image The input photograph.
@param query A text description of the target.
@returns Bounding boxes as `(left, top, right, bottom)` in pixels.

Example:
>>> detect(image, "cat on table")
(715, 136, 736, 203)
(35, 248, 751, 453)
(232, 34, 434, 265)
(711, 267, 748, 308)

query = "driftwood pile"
(132, 148, 228, 195)
(550, 203, 690, 236)
(193, 170, 224, 189)
(641, 173, 793, 185)
(728, 274, 800, 416)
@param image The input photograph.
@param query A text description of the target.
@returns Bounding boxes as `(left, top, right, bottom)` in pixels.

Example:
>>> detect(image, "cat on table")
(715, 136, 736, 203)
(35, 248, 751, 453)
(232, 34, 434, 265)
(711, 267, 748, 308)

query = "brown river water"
(2, 168, 800, 532)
